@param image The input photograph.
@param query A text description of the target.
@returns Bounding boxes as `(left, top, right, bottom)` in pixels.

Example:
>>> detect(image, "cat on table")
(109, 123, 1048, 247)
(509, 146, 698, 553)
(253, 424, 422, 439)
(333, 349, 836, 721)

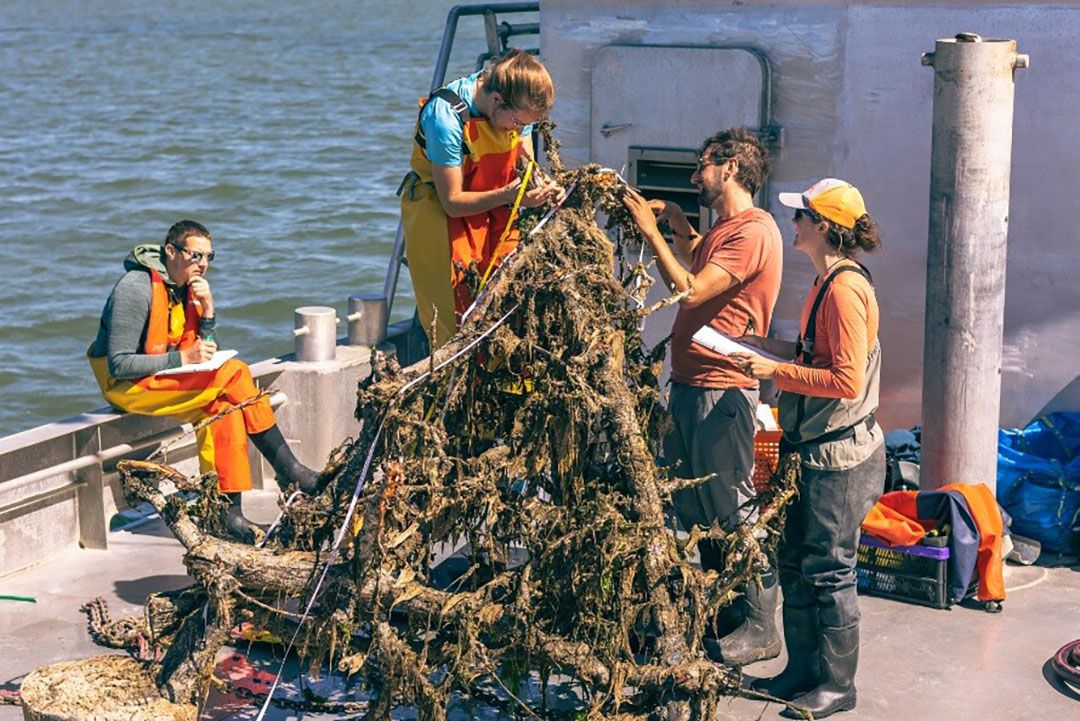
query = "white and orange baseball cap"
(779, 178, 867, 229)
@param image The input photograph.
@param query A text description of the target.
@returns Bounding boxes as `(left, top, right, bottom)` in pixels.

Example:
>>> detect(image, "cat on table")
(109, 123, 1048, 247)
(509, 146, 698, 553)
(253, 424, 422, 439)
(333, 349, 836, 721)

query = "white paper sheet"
(691, 326, 785, 362)
(154, 349, 238, 376)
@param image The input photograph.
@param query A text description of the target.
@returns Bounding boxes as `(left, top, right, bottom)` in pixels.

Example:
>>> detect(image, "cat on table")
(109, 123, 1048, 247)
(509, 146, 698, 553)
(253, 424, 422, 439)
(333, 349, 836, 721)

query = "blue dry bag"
(996, 413, 1080, 553)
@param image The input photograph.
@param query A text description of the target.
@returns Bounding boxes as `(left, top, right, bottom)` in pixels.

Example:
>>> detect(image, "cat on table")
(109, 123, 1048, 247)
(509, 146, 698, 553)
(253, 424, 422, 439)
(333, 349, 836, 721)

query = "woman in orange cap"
(730, 178, 884, 719)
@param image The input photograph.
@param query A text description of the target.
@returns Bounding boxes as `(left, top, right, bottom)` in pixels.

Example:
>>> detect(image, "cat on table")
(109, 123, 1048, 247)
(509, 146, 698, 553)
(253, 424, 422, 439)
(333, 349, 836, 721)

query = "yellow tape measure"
(479, 159, 535, 290)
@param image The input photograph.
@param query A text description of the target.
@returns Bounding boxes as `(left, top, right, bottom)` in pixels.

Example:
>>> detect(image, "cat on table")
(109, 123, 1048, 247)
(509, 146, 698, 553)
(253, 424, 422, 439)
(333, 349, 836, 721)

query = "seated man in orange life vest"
(88, 220, 320, 542)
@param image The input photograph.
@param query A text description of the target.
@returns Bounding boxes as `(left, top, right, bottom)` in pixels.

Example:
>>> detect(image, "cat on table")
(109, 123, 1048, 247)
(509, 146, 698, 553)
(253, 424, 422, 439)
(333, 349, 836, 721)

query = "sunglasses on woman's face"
(501, 105, 531, 129)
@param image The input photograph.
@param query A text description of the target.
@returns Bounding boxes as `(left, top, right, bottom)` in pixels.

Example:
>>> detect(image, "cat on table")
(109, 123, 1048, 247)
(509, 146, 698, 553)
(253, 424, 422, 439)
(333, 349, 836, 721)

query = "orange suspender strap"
(479, 158, 533, 290)
(144, 269, 171, 354)
(177, 288, 201, 350)
(144, 268, 200, 355)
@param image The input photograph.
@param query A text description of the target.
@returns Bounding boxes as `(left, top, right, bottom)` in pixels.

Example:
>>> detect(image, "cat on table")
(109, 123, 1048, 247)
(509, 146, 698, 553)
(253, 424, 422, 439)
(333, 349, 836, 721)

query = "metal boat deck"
(1, 487, 1076, 721)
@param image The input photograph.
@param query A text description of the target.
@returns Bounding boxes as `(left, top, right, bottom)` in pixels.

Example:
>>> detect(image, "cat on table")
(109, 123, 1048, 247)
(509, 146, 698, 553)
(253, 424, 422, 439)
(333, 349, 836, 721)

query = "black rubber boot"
(751, 603, 820, 700)
(699, 540, 747, 637)
(249, 424, 320, 493)
(703, 567, 781, 666)
(780, 623, 859, 719)
(223, 492, 263, 544)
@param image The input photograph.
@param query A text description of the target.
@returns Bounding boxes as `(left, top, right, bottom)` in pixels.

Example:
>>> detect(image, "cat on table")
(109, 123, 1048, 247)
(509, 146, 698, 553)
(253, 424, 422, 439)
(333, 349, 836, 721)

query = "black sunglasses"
(793, 208, 823, 224)
(694, 156, 732, 175)
(174, 245, 216, 264)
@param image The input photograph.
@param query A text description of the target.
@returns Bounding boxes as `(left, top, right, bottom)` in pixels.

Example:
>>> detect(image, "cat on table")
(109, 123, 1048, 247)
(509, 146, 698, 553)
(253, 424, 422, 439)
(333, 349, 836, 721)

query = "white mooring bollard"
(345, 293, 388, 347)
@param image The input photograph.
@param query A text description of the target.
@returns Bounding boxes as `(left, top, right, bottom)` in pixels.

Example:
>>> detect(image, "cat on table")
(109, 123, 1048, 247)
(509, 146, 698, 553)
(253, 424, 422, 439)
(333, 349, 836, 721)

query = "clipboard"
(155, 349, 238, 376)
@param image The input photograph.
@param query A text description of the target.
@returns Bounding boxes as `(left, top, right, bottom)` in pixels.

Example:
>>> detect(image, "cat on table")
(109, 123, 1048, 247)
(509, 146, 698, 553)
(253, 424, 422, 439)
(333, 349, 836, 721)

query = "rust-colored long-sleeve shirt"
(774, 265, 879, 399)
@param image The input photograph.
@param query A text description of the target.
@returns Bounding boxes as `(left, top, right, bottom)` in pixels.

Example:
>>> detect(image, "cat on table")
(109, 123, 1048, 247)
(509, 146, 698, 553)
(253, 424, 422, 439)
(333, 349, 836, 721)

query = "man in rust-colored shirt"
(624, 127, 783, 666)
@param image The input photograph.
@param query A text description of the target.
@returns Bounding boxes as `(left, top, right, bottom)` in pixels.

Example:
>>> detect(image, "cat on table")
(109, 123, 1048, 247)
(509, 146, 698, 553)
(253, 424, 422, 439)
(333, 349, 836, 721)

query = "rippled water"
(0, 0, 492, 435)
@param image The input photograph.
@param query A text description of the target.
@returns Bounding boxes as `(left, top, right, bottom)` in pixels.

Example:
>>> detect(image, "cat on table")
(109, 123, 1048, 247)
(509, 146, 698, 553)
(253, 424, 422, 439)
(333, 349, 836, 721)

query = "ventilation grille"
(628, 146, 711, 239)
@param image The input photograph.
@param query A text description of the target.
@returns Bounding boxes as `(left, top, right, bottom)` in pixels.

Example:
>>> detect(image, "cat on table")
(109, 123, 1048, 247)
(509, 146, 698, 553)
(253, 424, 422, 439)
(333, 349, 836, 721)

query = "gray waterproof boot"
(250, 424, 320, 493)
(780, 623, 859, 719)
(751, 603, 820, 700)
(703, 567, 781, 666)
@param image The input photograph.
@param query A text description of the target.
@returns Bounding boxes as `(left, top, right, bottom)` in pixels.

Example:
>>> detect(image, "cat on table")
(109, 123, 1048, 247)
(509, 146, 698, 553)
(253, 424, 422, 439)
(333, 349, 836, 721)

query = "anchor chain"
(80, 596, 164, 662)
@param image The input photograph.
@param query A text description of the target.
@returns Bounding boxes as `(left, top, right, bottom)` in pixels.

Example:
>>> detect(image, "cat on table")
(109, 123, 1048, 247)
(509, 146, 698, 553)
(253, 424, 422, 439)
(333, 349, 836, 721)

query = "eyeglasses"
(174, 245, 216, 264)
(501, 104, 531, 129)
(793, 208, 823, 224)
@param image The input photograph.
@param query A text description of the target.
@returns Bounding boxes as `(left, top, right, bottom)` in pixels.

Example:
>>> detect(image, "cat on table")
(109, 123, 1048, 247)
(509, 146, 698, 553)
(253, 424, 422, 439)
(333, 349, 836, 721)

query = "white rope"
(255, 489, 303, 549)
(460, 182, 577, 325)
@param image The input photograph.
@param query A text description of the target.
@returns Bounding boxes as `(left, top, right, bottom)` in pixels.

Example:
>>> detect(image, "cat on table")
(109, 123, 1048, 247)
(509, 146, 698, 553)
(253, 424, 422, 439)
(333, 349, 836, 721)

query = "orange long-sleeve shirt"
(774, 265, 879, 399)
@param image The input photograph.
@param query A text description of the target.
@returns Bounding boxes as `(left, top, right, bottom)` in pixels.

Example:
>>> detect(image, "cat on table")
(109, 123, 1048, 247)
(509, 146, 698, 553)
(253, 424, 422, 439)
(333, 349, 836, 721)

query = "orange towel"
(861, 503, 925, 546)
(941, 483, 1005, 603)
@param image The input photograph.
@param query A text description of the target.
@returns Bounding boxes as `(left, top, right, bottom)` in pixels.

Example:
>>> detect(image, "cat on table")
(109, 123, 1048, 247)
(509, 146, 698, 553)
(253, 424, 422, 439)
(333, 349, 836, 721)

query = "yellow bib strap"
(479, 159, 534, 290)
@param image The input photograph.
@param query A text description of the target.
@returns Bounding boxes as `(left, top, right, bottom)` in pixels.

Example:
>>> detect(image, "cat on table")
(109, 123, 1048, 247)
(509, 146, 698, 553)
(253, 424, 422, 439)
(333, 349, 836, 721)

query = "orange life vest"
(143, 268, 201, 355)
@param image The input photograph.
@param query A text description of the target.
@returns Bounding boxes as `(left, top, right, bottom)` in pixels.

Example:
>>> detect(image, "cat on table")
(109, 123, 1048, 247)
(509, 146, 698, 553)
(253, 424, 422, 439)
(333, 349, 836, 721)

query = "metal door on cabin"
(589, 44, 766, 357)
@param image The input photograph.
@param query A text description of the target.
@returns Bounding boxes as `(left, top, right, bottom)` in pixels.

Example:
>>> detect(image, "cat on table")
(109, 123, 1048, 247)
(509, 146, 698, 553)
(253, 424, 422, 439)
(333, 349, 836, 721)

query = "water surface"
(0, 0, 495, 435)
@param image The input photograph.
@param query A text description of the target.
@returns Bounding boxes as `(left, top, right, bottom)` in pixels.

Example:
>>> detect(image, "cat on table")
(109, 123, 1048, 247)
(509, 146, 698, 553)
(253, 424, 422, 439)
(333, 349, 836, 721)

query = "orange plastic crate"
(753, 430, 783, 493)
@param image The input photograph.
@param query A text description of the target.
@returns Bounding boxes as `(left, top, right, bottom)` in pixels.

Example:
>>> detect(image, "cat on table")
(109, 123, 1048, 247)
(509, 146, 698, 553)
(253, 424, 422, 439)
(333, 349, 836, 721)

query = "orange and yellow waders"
(400, 93, 526, 350)
(89, 269, 274, 493)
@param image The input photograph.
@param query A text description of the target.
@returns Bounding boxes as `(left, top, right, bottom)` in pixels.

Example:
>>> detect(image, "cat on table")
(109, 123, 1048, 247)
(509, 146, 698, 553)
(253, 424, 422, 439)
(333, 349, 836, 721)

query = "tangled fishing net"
(29, 123, 801, 721)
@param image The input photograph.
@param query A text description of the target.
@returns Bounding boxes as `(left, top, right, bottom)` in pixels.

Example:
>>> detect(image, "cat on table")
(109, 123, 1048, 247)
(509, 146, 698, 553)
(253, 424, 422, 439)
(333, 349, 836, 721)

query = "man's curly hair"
(699, 127, 771, 196)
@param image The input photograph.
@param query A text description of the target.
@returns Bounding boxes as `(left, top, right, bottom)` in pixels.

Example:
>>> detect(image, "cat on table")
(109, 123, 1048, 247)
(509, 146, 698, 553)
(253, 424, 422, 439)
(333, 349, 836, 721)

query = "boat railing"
(0, 338, 386, 577)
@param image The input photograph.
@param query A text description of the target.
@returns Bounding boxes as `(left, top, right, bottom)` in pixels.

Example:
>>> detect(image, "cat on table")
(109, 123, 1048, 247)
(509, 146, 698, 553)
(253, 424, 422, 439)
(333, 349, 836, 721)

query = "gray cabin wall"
(540, 0, 1080, 430)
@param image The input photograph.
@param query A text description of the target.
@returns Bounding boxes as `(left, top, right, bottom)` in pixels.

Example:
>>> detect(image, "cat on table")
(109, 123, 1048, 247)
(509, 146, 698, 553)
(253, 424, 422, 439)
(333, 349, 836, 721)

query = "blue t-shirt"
(419, 71, 533, 168)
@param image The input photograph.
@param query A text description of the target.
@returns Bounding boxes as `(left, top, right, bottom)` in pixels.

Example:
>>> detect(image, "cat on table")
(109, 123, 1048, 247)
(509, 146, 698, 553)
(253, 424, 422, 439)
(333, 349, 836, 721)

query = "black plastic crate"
(856, 534, 972, 609)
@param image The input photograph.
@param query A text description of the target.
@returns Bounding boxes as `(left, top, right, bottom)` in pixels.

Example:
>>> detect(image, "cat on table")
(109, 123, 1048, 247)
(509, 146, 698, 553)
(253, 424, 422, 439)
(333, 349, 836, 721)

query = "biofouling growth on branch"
(21, 124, 800, 721)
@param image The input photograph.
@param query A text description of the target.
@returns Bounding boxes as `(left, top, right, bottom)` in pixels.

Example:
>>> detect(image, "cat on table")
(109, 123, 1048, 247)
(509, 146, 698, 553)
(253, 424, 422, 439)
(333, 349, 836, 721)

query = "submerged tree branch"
(65, 158, 802, 721)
